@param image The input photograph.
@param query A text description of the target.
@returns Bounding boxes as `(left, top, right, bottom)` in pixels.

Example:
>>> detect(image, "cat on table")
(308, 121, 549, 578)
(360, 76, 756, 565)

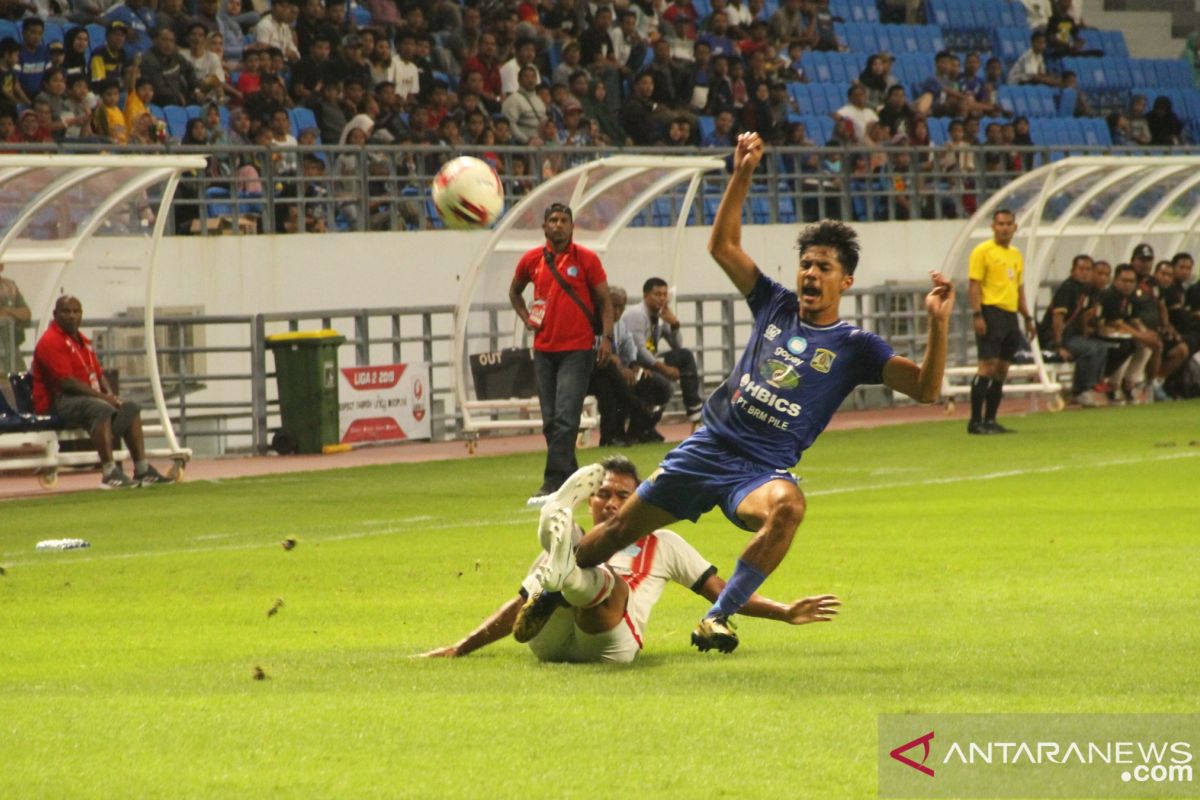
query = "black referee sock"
(985, 378, 1004, 422)
(970, 375, 991, 424)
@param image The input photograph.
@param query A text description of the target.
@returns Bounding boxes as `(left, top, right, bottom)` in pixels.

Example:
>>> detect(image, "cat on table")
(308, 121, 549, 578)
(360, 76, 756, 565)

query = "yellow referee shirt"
(968, 239, 1023, 312)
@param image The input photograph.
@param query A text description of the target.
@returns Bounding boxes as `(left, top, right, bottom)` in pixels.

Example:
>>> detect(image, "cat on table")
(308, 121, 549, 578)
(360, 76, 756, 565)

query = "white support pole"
(143, 172, 185, 455)
(668, 172, 706, 294)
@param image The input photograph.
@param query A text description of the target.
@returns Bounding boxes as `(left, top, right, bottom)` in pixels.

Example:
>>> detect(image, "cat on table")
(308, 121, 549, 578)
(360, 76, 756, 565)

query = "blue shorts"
(635, 427, 798, 532)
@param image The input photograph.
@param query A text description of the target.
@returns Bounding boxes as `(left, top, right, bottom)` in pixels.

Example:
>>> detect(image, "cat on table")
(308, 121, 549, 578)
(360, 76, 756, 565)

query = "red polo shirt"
(513, 242, 607, 352)
(32, 320, 103, 413)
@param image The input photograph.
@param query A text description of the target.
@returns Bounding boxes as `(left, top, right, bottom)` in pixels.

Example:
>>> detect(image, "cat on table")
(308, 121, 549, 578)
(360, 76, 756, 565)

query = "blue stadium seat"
(748, 196, 771, 224)
(801, 51, 830, 83)
(826, 83, 850, 114)
(777, 196, 797, 224)
(650, 197, 673, 226)
(997, 85, 1024, 117)
(148, 103, 164, 121)
(185, 104, 202, 119)
(927, 116, 950, 144)
(697, 115, 715, 140)
(789, 82, 813, 113)
(837, 52, 863, 83)
(42, 21, 65, 44)
(86, 23, 106, 50)
(1030, 86, 1059, 117)
(0, 20, 20, 43)
(205, 187, 234, 219)
(803, 115, 834, 145)
(1057, 87, 1076, 117)
(163, 105, 188, 140)
(1128, 59, 1154, 88)
(992, 27, 1029, 68)
(290, 107, 317, 136)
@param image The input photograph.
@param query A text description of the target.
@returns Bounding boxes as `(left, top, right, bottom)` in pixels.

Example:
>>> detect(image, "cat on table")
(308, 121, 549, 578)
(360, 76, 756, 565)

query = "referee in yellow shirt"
(967, 208, 1035, 434)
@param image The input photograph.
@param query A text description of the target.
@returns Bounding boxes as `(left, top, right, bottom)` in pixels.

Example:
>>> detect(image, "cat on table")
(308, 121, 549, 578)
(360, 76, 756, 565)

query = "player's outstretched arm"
(708, 132, 765, 297)
(698, 574, 840, 625)
(414, 596, 523, 658)
(882, 270, 955, 403)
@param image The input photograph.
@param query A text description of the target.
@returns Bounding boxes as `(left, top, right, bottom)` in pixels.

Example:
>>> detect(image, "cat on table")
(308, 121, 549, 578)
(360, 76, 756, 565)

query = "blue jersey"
(700, 271, 895, 469)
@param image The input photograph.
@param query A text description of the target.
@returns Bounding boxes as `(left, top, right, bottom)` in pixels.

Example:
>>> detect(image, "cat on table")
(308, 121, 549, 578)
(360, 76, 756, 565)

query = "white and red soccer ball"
(432, 156, 505, 229)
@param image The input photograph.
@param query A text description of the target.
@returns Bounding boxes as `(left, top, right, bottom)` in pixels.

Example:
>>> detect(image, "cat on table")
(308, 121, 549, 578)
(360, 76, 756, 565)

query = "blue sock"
(706, 559, 768, 619)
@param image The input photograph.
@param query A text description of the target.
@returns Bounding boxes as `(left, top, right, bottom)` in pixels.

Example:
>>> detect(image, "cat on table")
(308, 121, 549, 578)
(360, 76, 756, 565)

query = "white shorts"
(526, 607, 641, 664)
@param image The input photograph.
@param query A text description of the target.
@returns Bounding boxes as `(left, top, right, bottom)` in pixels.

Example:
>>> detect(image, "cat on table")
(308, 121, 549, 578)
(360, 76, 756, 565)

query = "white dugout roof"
(942, 156, 1200, 289)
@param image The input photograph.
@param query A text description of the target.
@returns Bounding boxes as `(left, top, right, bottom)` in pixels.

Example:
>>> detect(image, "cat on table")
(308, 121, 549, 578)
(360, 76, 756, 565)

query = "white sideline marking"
(3, 451, 1194, 567)
(805, 451, 1198, 497)
(0, 513, 530, 567)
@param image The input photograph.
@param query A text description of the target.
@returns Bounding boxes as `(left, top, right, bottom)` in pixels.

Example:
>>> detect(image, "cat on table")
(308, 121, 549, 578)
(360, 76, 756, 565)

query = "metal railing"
(4, 283, 982, 455)
(2, 141, 1195, 236)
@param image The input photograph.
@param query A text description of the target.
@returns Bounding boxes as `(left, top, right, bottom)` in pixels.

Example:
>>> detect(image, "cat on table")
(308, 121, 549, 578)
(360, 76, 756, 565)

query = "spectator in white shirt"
(500, 37, 541, 98)
(1008, 31, 1061, 87)
(834, 83, 879, 144)
(254, 0, 299, 62)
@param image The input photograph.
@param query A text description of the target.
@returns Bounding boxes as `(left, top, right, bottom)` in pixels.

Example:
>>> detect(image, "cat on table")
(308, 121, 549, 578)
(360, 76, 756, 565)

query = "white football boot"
(536, 463, 605, 551)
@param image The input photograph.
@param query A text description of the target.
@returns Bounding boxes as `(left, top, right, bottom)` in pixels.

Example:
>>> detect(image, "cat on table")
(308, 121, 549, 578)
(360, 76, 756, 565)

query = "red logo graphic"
(412, 378, 426, 422)
(890, 731, 935, 778)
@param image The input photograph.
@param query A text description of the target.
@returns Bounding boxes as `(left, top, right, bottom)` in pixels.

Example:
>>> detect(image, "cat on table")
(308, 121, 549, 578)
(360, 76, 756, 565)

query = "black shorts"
(976, 305, 1023, 361)
(54, 396, 140, 436)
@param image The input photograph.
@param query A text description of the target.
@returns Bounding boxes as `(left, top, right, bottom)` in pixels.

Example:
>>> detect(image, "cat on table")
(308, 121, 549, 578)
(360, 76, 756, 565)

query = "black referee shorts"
(976, 305, 1023, 361)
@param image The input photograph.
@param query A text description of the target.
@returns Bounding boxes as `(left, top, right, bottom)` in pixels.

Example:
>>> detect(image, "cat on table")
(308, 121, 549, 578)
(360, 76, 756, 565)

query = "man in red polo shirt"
(509, 203, 614, 505)
(32, 295, 174, 489)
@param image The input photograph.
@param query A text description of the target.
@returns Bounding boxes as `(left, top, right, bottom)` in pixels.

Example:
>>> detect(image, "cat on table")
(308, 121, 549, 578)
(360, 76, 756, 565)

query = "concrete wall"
(14, 221, 966, 322)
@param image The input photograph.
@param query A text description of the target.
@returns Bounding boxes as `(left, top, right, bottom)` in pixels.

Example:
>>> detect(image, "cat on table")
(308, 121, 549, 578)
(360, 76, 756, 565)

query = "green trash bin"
(266, 329, 346, 454)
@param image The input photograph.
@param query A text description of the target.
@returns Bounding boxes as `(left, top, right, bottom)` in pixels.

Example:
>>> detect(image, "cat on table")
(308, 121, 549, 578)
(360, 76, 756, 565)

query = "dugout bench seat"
(0, 372, 188, 488)
(461, 348, 599, 455)
(940, 354, 1074, 413)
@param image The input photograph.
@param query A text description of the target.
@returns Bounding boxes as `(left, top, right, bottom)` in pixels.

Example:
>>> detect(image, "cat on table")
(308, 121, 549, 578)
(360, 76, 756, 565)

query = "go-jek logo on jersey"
(787, 336, 808, 355)
(735, 373, 802, 417)
(759, 359, 801, 390)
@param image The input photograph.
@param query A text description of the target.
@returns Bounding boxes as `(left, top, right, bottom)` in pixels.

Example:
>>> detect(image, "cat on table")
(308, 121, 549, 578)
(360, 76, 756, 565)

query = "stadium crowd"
(0, 1, 1193, 153)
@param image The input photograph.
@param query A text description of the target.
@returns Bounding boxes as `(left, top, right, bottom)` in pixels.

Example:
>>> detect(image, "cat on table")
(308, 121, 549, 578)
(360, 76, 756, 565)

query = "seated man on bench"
(32, 295, 175, 489)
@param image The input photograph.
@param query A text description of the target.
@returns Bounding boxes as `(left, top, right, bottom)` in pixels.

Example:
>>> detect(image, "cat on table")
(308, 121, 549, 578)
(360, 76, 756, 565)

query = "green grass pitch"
(1, 403, 1197, 799)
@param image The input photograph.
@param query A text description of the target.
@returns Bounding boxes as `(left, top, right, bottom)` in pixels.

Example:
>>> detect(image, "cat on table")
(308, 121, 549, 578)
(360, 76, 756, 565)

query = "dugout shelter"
(0, 154, 207, 485)
(453, 155, 725, 450)
(939, 155, 1200, 406)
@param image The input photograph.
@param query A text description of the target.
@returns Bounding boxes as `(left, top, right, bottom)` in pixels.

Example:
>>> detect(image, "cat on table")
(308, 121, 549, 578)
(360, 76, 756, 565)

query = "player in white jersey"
(417, 457, 839, 663)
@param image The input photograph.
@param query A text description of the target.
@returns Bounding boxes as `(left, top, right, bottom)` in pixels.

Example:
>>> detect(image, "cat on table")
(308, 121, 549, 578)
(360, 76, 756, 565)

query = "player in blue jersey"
(546, 132, 955, 654)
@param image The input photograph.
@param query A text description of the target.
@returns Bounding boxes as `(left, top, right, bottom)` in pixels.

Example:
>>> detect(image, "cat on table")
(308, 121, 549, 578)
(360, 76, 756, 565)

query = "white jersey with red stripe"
(605, 528, 715, 639)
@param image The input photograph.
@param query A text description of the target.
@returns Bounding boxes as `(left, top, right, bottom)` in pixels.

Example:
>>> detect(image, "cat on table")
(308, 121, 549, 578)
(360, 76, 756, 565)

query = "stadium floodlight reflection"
(453, 155, 723, 446)
(940, 155, 1200, 406)
(0, 154, 208, 476)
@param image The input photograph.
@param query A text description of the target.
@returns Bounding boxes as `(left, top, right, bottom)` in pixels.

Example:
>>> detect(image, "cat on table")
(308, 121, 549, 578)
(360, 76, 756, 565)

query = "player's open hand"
(782, 594, 840, 625)
(733, 132, 765, 174)
(925, 270, 955, 322)
(412, 645, 460, 659)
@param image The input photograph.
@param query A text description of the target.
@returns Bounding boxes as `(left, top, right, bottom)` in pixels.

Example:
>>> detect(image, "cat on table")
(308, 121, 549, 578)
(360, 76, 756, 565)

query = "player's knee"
(765, 486, 806, 531)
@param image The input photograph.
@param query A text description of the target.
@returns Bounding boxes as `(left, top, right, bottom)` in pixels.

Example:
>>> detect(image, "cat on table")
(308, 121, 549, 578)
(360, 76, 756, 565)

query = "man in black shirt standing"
(1039, 254, 1106, 406)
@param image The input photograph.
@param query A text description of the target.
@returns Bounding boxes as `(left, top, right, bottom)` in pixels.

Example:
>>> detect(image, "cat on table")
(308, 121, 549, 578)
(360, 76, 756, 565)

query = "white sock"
(134, 460, 149, 475)
(560, 565, 617, 608)
(101, 461, 117, 477)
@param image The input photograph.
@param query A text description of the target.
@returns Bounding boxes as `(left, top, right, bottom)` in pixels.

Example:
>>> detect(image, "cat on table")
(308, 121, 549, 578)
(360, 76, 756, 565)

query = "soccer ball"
(432, 156, 505, 229)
